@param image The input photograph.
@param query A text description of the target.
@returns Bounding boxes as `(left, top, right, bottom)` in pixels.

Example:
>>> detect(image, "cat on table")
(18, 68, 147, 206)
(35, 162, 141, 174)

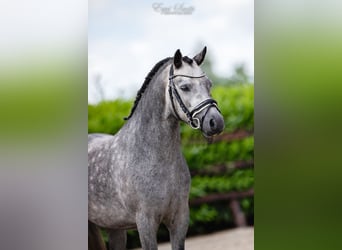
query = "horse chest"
(129, 159, 190, 203)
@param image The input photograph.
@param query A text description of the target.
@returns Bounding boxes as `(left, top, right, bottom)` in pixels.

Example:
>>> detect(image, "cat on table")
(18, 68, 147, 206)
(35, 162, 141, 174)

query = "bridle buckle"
(190, 117, 201, 129)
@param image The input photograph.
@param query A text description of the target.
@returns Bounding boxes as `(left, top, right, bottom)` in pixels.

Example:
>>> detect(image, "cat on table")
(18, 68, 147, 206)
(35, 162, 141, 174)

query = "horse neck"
(122, 65, 181, 149)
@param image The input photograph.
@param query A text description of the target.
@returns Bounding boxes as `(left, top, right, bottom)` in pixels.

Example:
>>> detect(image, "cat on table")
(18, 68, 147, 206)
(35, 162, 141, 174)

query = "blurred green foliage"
(88, 84, 254, 248)
(0, 59, 87, 150)
(183, 138, 254, 170)
(88, 99, 130, 134)
(190, 170, 254, 199)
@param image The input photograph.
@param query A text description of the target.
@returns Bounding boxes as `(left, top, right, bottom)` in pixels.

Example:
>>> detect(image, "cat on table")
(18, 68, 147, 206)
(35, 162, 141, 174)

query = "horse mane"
(124, 57, 172, 120)
(183, 56, 193, 64)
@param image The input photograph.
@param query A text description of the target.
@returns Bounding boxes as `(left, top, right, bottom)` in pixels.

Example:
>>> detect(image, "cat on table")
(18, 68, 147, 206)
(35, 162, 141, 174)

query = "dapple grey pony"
(88, 47, 224, 250)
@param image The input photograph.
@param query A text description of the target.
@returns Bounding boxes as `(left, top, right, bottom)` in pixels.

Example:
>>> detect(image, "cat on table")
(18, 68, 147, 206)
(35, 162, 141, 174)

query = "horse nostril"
(209, 119, 216, 129)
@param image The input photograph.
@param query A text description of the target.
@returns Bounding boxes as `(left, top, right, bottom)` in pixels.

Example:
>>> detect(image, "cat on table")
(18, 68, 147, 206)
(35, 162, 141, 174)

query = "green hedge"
(88, 99, 130, 134)
(88, 84, 254, 248)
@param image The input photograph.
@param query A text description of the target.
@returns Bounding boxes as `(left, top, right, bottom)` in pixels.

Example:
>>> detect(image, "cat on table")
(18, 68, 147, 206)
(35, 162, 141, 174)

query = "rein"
(168, 65, 220, 129)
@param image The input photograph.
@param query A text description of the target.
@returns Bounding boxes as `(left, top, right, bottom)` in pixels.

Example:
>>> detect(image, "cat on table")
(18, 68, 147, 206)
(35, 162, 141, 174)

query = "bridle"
(168, 64, 221, 129)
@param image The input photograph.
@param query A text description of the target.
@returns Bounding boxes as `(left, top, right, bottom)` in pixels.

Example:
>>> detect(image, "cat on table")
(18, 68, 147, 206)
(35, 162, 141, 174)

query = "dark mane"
(124, 57, 171, 120)
(182, 56, 193, 64)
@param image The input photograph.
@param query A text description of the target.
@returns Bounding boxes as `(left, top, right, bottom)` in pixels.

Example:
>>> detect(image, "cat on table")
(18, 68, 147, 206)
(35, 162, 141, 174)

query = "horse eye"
(180, 84, 191, 92)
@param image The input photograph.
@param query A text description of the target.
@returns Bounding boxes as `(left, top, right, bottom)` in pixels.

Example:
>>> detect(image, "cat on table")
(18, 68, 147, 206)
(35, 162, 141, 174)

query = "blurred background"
(88, 0, 254, 248)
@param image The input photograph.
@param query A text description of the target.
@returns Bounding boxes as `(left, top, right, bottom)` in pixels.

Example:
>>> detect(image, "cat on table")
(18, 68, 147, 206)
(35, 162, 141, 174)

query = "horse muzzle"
(200, 106, 225, 137)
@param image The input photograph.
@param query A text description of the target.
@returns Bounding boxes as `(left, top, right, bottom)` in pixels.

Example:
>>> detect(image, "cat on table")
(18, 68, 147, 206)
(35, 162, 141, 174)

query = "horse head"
(168, 47, 224, 137)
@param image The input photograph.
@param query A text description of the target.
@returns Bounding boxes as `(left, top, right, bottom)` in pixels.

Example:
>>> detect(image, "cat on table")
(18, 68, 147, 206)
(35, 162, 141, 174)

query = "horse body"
(88, 116, 190, 230)
(88, 47, 224, 250)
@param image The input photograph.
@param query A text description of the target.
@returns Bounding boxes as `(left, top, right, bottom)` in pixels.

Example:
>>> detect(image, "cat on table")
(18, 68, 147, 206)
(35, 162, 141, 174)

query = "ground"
(133, 227, 254, 250)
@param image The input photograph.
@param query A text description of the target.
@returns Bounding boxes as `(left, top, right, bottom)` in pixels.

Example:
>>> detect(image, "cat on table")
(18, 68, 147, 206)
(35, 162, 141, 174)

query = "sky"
(88, 0, 254, 103)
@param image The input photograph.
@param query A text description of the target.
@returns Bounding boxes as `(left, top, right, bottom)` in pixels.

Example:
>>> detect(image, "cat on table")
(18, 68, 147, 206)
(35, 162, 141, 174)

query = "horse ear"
(173, 49, 183, 69)
(193, 46, 207, 65)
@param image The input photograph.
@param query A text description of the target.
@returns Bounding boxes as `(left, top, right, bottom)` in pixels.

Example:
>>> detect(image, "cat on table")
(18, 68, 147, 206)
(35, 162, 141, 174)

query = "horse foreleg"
(88, 221, 106, 250)
(108, 229, 127, 250)
(165, 205, 189, 250)
(136, 213, 159, 250)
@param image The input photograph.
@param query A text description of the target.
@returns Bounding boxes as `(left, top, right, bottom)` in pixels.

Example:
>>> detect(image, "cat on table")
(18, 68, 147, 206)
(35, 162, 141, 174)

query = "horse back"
(88, 133, 112, 144)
